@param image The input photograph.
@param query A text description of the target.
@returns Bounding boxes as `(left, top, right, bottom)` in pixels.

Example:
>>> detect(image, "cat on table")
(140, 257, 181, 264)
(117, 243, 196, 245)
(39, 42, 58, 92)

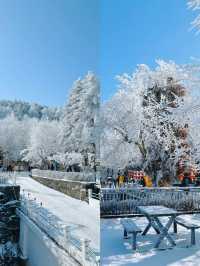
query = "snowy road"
(16, 176, 100, 251)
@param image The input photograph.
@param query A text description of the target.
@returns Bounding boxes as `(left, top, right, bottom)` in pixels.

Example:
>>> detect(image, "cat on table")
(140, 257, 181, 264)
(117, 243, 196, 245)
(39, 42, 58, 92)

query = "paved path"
(17, 176, 99, 250)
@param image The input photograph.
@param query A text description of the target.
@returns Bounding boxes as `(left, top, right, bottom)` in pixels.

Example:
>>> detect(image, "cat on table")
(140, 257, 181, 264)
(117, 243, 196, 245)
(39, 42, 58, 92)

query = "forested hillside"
(0, 100, 62, 121)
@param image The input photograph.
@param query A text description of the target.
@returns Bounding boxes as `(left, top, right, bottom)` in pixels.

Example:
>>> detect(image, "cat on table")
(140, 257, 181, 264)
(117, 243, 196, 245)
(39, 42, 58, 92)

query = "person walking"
(119, 173, 125, 187)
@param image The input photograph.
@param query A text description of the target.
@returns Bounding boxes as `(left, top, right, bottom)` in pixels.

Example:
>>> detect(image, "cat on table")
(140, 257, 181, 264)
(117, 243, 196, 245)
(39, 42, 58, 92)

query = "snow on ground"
(101, 216, 200, 266)
(16, 176, 99, 251)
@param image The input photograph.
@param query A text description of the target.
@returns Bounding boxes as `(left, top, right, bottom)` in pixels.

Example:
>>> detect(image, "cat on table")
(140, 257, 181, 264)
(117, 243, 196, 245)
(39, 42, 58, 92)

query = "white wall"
(17, 210, 79, 266)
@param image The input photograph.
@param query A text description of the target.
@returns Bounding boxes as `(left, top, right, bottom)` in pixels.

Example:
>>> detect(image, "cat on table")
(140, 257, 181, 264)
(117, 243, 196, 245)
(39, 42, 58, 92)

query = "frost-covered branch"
(188, 0, 200, 32)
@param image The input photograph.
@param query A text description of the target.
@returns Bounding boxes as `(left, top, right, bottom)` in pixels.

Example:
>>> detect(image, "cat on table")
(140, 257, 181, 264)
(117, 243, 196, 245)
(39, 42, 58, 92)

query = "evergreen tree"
(61, 72, 100, 169)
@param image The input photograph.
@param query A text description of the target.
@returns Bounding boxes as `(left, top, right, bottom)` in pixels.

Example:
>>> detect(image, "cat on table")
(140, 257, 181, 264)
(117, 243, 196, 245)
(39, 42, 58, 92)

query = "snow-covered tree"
(101, 60, 200, 184)
(22, 120, 60, 167)
(52, 152, 82, 170)
(101, 88, 143, 169)
(0, 73, 100, 172)
(60, 72, 100, 169)
(0, 115, 30, 161)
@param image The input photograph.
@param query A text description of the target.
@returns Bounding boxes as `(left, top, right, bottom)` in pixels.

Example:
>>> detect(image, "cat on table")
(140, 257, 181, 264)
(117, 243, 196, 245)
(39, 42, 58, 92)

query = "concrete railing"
(31, 170, 96, 201)
(31, 169, 95, 182)
(0, 171, 30, 185)
(19, 193, 100, 266)
(88, 190, 100, 209)
(17, 209, 79, 266)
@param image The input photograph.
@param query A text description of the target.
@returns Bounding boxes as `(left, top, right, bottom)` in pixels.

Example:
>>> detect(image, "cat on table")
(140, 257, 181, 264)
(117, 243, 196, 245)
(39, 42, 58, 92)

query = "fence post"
(14, 171, 16, 185)
(88, 189, 92, 199)
(20, 221, 29, 259)
(63, 225, 71, 248)
(88, 189, 92, 205)
(81, 238, 90, 266)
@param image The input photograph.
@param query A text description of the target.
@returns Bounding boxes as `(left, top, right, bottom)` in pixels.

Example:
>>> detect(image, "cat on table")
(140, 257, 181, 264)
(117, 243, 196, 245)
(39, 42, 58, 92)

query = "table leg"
(124, 229, 128, 239)
(173, 220, 177, 234)
(142, 222, 151, 235)
(191, 228, 196, 245)
(132, 233, 137, 250)
(154, 216, 176, 248)
(142, 216, 160, 236)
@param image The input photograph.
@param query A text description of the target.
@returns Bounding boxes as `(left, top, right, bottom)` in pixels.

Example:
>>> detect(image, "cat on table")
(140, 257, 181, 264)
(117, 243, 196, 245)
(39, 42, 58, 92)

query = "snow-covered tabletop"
(137, 205, 178, 216)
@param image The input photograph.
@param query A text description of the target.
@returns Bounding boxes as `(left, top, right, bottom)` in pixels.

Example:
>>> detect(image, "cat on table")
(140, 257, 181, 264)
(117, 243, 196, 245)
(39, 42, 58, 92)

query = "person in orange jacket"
(178, 173, 184, 183)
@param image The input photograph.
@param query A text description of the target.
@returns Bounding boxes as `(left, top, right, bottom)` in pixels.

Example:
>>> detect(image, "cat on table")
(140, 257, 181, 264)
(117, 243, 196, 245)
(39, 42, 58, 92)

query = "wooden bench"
(121, 219, 142, 250)
(174, 217, 200, 245)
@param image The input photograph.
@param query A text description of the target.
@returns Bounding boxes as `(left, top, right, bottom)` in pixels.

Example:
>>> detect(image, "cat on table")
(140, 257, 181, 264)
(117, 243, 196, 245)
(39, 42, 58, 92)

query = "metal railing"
(101, 187, 200, 216)
(91, 192, 100, 201)
(19, 192, 99, 266)
(0, 171, 30, 185)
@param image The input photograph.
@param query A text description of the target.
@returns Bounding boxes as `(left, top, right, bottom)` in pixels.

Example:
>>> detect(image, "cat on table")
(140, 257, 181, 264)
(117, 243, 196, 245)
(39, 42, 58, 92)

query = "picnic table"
(137, 205, 178, 248)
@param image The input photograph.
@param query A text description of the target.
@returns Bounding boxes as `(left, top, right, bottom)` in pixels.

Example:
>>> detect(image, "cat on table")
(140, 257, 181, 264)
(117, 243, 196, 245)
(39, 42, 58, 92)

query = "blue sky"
(101, 0, 200, 101)
(0, 1, 199, 106)
(0, 0, 99, 106)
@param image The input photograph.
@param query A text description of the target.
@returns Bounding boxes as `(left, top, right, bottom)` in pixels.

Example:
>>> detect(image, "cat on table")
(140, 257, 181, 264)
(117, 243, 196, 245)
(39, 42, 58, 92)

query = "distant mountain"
(0, 100, 62, 120)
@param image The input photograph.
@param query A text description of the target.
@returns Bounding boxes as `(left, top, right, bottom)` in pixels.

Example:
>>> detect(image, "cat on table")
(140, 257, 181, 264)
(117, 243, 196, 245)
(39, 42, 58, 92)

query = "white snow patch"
(101, 216, 200, 266)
